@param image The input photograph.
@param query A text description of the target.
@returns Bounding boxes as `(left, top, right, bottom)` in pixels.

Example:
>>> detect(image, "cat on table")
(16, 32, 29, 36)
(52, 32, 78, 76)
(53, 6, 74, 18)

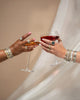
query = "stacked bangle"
(64, 49, 77, 63)
(64, 50, 72, 61)
(4, 48, 13, 59)
(73, 51, 77, 62)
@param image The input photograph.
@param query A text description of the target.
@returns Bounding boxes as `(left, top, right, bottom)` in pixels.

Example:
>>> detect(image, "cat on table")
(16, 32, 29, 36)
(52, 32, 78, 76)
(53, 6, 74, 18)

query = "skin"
(40, 38, 80, 63)
(0, 32, 37, 63)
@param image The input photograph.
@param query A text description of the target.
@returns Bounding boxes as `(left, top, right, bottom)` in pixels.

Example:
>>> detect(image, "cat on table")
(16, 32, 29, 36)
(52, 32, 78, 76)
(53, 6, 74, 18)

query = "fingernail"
(39, 44, 41, 46)
(28, 32, 32, 34)
(33, 38, 35, 41)
(39, 41, 41, 43)
(34, 45, 38, 47)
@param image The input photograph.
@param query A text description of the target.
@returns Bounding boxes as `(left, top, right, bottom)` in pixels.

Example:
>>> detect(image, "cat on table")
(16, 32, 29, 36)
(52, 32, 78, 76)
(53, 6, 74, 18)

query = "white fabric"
(8, 0, 80, 100)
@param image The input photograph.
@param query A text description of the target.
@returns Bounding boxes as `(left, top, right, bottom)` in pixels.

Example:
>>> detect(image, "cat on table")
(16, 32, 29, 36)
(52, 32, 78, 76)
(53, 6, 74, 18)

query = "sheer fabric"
(8, 0, 80, 100)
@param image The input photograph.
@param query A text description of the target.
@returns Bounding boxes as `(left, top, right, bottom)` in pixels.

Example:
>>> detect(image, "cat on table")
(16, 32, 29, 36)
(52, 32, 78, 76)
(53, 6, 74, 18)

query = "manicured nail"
(34, 45, 38, 47)
(39, 41, 41, 43)
(39, 44, 41, 46)
(42, 39, 45, 40)
(28, 32, 32, 34)
(33, 38, 35, 41)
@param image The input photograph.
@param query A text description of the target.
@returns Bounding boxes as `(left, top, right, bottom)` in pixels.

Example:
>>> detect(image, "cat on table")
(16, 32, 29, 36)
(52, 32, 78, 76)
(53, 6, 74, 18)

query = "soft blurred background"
(0, 0, 60, 100)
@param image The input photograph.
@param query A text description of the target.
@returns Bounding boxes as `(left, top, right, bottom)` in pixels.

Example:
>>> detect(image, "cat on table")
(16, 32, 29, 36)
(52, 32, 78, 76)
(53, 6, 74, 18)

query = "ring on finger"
(20, 37, 23, 41)
(48, 45, 51, 50)
(25, 46, 28, 50)
(27, 40, 30, 43)
(52, 41, 55, 45)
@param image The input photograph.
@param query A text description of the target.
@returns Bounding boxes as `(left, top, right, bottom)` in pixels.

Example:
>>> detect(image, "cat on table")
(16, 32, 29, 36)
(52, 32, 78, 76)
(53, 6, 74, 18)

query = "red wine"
(41, 36, 59, 41)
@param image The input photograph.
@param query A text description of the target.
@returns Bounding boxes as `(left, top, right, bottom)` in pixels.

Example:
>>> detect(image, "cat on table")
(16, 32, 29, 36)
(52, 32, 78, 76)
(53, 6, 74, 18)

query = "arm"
(76, 52, 80, 63)
(0, 32, 36, 63)
(0, 50, 7, 62)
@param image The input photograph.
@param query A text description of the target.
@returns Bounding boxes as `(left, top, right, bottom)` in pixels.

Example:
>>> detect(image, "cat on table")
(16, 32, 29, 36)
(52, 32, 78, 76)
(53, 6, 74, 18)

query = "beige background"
(0, 0, 60, 100)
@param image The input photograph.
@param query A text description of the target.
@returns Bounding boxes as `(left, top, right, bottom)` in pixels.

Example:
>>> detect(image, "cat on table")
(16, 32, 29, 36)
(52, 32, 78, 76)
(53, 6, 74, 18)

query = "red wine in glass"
(41, 36, 59, 42)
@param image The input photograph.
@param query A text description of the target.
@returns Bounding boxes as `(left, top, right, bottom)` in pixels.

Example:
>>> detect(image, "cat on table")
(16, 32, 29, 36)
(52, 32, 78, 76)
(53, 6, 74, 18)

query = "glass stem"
(26, 52, 31, 69)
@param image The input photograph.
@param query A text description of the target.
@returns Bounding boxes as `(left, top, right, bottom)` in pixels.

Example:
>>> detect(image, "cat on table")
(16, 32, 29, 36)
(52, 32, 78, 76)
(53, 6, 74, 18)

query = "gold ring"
(27, 40, 30, 43)
(20, 37, 23, 41)
(48, 45, 51, 50)
(25, 46, 28, 49)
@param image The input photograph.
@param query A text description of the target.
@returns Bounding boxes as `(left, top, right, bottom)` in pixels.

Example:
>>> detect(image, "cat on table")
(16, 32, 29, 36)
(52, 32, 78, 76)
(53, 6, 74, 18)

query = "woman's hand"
(10, 32, 36, 56)
(40, 38, 67, 59)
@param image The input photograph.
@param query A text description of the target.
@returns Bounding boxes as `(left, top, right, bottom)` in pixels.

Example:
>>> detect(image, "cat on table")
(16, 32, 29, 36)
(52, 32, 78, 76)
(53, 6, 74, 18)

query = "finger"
(41, 44, 56, 55)
(23, 46, 34, 52)
(24, 48, 33, 52)
(40, 41, 53, 49)
(41, 45, 50, 53)
(41, 38, 52, 45)
(58, 38, 62, 43)
(22, 38, 35, 45)
(21, 32, 32, 41)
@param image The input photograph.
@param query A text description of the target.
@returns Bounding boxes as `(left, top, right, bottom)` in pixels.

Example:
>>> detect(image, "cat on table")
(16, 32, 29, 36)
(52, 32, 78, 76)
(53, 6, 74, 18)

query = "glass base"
(21, 68, 34, 72)
(50, 60, 64, 66)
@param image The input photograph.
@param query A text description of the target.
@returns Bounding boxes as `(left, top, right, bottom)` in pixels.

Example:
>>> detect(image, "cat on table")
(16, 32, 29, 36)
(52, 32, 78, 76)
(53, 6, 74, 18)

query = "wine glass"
(21, 41, 39, 72)
(40, 31, 64, 66)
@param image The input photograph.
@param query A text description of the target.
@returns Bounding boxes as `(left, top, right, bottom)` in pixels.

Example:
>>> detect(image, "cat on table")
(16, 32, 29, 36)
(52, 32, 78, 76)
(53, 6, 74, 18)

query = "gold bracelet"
(4, 48, 13, 59)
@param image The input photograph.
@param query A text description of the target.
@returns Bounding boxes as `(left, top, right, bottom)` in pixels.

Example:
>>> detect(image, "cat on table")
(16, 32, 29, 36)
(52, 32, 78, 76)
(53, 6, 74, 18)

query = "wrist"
(10, 46, 16, 56)
(62, 49, 67, 59)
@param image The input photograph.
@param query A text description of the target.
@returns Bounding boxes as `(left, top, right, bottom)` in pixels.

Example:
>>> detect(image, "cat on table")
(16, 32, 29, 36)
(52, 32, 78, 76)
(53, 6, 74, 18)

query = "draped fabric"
(8, 0, 80, 100)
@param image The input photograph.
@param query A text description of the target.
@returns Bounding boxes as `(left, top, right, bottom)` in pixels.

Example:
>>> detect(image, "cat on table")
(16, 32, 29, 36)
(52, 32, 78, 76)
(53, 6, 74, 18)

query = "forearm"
(76, 52, 80, 63)
(0, 50, 7, 62)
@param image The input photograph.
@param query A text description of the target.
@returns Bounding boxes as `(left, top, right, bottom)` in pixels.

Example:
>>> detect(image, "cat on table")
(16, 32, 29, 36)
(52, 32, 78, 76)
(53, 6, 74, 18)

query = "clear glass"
(20, 32, 40, 72)
(21, 41, 40, 72)
(21, 52, 34, 72)
(50, 31, 63, 66)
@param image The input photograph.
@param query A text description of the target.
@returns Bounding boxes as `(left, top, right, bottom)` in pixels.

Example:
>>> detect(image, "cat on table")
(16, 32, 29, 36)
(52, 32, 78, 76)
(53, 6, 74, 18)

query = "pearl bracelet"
(4, 48, 13, 59)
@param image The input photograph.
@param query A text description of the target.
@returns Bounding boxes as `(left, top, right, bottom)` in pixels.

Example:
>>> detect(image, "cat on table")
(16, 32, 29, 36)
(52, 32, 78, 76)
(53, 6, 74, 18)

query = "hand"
(40, 38, 67, 59)
(10, 32, 36, 56)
